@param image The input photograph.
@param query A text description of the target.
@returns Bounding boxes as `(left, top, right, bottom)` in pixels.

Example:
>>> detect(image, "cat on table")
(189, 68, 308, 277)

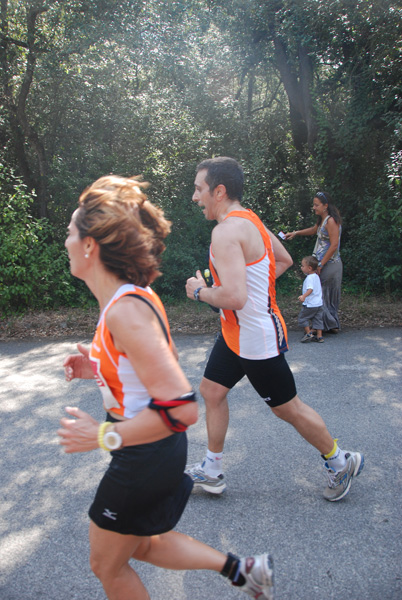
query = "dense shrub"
(0, 165, 90, 312)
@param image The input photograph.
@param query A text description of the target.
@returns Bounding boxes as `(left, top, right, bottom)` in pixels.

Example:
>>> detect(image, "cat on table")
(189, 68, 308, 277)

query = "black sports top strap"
(126, 293, 170, 344)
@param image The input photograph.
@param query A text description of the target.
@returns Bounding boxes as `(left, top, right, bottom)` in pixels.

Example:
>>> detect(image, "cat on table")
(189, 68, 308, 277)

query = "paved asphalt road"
(0, 327, 401, 600)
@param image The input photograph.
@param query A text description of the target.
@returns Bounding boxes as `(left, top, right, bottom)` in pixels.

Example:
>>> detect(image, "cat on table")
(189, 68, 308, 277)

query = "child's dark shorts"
(89, 422, 193, 536)
(298, 305, 324, 329)
(203, 333, 297, 407)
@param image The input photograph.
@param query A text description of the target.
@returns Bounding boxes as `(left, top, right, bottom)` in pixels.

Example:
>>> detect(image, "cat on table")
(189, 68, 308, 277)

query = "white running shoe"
(234, 554, 274, 600)
(323, 451, 364, 501)
(185, 461, 226, 494)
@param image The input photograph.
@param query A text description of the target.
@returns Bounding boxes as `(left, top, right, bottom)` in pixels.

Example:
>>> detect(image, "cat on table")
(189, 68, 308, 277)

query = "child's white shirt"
(302, 273, 323, 307)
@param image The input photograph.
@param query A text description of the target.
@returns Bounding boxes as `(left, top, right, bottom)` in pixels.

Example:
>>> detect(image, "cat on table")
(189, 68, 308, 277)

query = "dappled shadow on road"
(0, 331, 401, 599)
(0, 341, 107, 599)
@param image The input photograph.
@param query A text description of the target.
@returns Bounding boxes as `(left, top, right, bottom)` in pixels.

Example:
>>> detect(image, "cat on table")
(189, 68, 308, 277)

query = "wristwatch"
(194, 287, 203, 302)
(103, 427, 123, 451)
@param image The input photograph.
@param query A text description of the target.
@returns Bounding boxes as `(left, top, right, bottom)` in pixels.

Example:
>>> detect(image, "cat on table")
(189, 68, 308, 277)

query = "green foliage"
(0, 0, 401, 315)
(152, 190, 214, 302)
(0, 165, 90, 312)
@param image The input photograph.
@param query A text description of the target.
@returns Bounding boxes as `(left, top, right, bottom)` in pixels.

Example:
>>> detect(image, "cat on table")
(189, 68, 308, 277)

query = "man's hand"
(58, 406, 100, 453)
(63, 343, 94, 381)
(185, 270, 206, 301)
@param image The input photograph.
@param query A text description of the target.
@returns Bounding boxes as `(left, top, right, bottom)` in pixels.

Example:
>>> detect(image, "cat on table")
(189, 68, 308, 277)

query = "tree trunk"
(0, 1, 49, 218)
(273, 36, 317, 152)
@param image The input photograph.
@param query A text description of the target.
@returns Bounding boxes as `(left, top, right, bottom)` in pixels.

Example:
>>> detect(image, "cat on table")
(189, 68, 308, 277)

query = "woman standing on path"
(285, 191, 342, 332)
(58, 175, 274, 600)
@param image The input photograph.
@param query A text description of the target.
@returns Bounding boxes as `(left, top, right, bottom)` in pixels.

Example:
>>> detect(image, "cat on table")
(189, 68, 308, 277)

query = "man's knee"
(270, 395, 301, 423)
(199, 378, 228, 405)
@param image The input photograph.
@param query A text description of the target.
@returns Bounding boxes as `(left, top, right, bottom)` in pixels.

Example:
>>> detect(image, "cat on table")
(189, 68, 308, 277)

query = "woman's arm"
(63, 343, 94, 380)
(319, 217, 340, 267)
(58, 298, 197, 453)
(284, 224, 318, 240)
(267, 229, 293, 278)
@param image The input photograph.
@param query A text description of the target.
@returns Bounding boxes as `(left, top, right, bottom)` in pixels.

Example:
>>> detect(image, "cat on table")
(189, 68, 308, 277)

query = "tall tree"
(0, 0, 136, 217)
(0, 0, 49, 216)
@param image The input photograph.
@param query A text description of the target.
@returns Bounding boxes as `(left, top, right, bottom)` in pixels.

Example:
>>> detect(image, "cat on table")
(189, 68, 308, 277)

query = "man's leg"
(270, 394, 333, 455)
(245, 354, 364, 501)
(200, 377, 230, 453)
(185, 377, 230, 494)
(186, 333, 245, 494)
(270, 395, 364, 501)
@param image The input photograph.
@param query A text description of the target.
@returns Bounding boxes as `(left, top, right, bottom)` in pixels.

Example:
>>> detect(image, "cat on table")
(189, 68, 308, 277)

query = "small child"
(298, 256, 324, 343)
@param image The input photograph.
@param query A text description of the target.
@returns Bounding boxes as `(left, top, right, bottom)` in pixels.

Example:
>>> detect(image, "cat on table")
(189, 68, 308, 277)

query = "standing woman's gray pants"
(320, 260, 343, 331)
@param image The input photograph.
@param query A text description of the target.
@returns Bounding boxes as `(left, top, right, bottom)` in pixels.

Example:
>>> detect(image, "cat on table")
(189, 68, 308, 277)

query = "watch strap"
(98, 421, 111, 451)
(194, 287, 203, 301)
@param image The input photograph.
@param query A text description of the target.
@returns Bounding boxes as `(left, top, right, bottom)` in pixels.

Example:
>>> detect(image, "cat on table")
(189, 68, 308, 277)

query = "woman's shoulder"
(325, 215, 340, 230)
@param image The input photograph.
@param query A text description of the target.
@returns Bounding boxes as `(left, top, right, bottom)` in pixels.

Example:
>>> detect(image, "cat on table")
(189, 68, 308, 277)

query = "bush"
(0, 164, 90, 312)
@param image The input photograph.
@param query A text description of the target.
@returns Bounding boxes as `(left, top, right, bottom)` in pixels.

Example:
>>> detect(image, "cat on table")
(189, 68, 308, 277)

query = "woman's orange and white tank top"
(89, 283, 172, 419)
(209, 210, 288, 360)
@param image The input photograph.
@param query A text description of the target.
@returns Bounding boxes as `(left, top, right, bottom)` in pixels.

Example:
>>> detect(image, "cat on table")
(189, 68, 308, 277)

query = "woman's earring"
(85, 253, 89, 258)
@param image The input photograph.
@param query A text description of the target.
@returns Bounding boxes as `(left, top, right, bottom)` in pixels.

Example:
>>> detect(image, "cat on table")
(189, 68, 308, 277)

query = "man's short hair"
(196, 157, 244, 201)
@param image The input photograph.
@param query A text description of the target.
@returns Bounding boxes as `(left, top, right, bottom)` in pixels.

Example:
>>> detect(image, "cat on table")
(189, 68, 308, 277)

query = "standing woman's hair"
(75, 175, 171, 287)
(315, 191, 342, 226)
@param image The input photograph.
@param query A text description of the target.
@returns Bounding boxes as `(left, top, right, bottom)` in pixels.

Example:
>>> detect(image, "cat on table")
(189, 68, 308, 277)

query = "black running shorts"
(89, 421, 193, 536)
(204, 333, 297, 407)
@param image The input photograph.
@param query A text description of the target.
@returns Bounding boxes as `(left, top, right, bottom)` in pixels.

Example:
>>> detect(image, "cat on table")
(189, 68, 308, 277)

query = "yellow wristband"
(98, 421, 111, 451)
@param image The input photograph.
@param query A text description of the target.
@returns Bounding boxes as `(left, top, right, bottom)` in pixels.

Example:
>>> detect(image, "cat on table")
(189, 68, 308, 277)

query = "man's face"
(192, 169, 216, 221)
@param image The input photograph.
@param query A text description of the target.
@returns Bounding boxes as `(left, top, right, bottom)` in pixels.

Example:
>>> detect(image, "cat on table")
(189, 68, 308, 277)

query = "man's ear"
(214, 184, 226, 199)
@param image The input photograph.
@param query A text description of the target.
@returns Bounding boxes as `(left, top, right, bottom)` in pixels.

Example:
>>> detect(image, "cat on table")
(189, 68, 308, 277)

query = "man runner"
(185, 157, 364, 502)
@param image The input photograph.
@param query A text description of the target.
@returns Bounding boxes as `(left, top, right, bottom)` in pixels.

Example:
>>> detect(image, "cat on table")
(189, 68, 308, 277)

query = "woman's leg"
(89, 521, 151, 600)
(132, 533, 274, 599)
(89, 522, 227, 598)
(133, 530, 227, 572)
(90, 522, 273, 599)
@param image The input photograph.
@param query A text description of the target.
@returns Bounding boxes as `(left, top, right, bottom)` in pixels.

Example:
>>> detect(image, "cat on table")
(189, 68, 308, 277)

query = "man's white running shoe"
(234, 554, 274, 600)
(185, 461, 226, 494)
(323, 451, 364, 501)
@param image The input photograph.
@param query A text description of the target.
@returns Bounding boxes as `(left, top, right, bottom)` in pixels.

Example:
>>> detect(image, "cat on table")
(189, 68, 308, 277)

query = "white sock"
(325, 446, 347, 472)
(202, 449, 224, 476)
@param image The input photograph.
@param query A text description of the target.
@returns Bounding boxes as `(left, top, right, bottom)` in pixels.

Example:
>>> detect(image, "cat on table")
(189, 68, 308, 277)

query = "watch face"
(104, 431, 122, 450)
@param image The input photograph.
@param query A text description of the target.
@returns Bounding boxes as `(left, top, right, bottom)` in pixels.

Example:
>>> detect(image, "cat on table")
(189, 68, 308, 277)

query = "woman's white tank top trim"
(89, 283, 163, 419)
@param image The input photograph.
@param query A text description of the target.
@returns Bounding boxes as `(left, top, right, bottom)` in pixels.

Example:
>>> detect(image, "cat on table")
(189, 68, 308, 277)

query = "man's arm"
(186, 223, 248, 310)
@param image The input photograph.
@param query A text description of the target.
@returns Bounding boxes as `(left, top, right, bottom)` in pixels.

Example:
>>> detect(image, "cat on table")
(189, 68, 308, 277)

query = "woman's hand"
(284, 231, 297, 240)
(58, 406, 100, 453)
(63, 343, 94, 381)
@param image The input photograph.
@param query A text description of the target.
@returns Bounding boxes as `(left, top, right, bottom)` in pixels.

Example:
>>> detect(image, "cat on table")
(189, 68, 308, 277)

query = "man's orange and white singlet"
(209, 209, 288, 360)
(89, 283, 172, 419)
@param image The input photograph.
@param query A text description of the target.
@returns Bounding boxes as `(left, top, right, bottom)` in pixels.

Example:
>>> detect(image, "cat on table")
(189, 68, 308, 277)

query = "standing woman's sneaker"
(323, 451, 364, 501)
(233, 554, 275, 599)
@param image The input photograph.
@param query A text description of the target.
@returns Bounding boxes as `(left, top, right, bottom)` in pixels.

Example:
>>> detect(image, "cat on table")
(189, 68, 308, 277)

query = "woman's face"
(65, 210, 88, 279)
(313, 197, 328, 217)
